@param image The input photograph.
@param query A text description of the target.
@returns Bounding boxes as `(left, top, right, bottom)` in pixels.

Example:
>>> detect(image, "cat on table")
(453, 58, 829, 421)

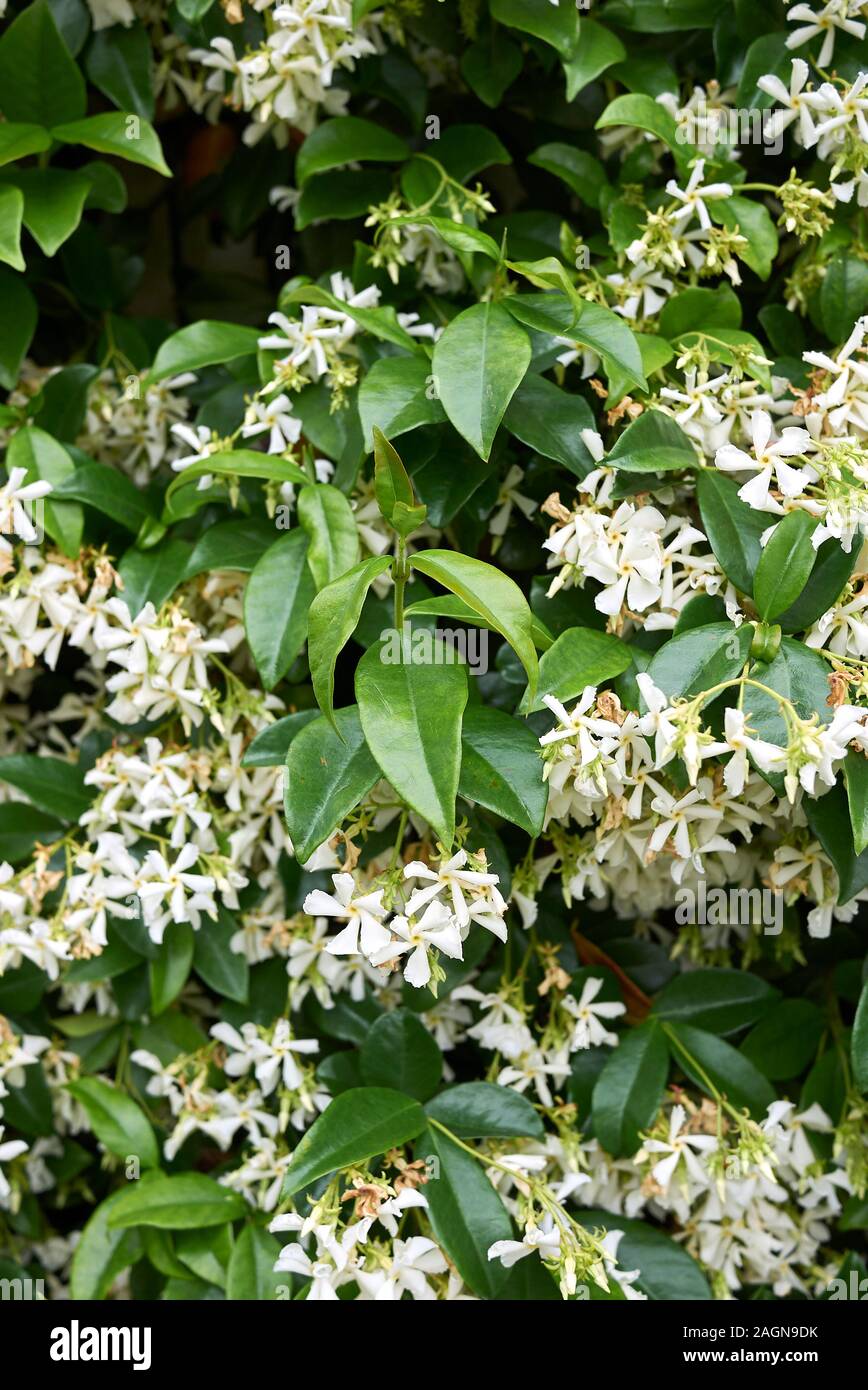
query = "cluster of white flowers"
(187, 0, 385, 146)
(258, 271, 438, 404)
(484, 1092, 856, 1299)
(303, 848, 508, 991)
(536, 676, 868, 931)
(543, 449, 728, 631)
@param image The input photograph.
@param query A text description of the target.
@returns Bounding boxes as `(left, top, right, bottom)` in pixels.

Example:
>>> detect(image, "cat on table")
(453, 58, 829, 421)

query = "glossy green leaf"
(432, 302, 531, 461)
(284, 706, 380, 864)
(355, 639, 468, 847)
(244, 529, 316, 689)
(281, 1087, 427, 1198)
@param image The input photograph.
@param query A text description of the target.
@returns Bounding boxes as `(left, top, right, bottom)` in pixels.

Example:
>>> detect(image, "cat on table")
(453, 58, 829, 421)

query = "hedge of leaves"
(0, 0, 867, 1304)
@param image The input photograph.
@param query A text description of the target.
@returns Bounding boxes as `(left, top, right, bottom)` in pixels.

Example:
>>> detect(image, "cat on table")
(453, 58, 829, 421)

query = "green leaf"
(7, 425, 83, 557)
(150, 321, 262, 381)
(777, 537, 858, 633)
(0, 753, 89, 820)
(659, 285, 742, 337)
(175, 1225, 231, 1289)
(163, 450, 307, 521)
(52, 454, 157, 533)
(70, 1190, 143, 1300)
(109, 1173, 247, 1230)
(7, 167, 90, 256)
(51, 112, 170, 177)
(417, 1122, 512, 1297)
(459, 706, 547, 836)
(666, 1021, 776, 1117)
(596, 92, 693, 166)
(0, 122, 52, 167)
(806, 778, 868, 905)
(606, 409, 696, 473)
(118, 537, 193, 614)
(360, 1010, 442, 1101)
(359, 356, 445, 451)
(295, 117, 410, 185)
(308, 555, 393, 728)
(0, 183, 25, 271)
(523, 626, 631, 714)
(845, 751, 868, 857)
(1, 1061, 52, 1135)
(570, 302, 648, 391)
(562, 19, 627, 100)
(709, 196, 778, 280)
(748, 638, 834, 788)
(426, 1082, 544, 1139)
(753, 510, 818, 620)
(149, 922, 194, 1016)
(432, 302, 531, 461)
(653, 970, 779, 1036)
(460, 31, 523, 108)
(66, 1078, 159, 1169)
(355, 639, 468, 847)
(388, 213, 501, 263)
(0, 803, 63, 863)
(576, 1209, 711, 1300)
(696, 468, 769, 594)
(226, 1225, 284, 1300)
(591, 1022, 669, 1156)
(295, 167, 392, 231)
(0, 266, 37, 388)
(193, 905, 249, 1005)
(646, 622, 753, 702)
(184, 516, 276, 581)
(490, 0, 579, 55)
(279, 282, 421, 353)
(284, 706, 380, 864)
(0, 0, 87, 127)
(740, 1000, 825, 1080)
(297, 483, 360, 589)
(528, 142, 609, 209)
(410, 549, 538, 700)
(242, 711, 320, 768)
(854, 980, 868, 1093)
(84, 21, 154, 120)
(821, 252, 868, 343)
(281, 1087, 427, 1198)
(503, 372, 595, 476)
(243, 529, 316, 689)
(372, 426, 415, 523)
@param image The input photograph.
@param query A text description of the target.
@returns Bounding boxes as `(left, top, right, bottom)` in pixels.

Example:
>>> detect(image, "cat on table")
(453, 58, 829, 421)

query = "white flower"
(210, 1018, 319, 1094)
(488, 1213, 562, 1268)
(642, 1104, 718, 1190)
(562, 976, 626, 1049)
(714, 408, 813, 508)
(241, 394, 302, 453)
(369, 900, 464, 988)
(0, 467, 53, 547)
(665, 159, 733, 232)
(305, 872, 391, 958)
(0, 1125, 28, 1206)
(786, 1, 866, 69)
(758, 59, 820, 146)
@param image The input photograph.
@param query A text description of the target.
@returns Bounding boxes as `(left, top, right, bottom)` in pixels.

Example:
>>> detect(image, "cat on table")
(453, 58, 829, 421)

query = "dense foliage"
(0, 0, 867, 1304)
